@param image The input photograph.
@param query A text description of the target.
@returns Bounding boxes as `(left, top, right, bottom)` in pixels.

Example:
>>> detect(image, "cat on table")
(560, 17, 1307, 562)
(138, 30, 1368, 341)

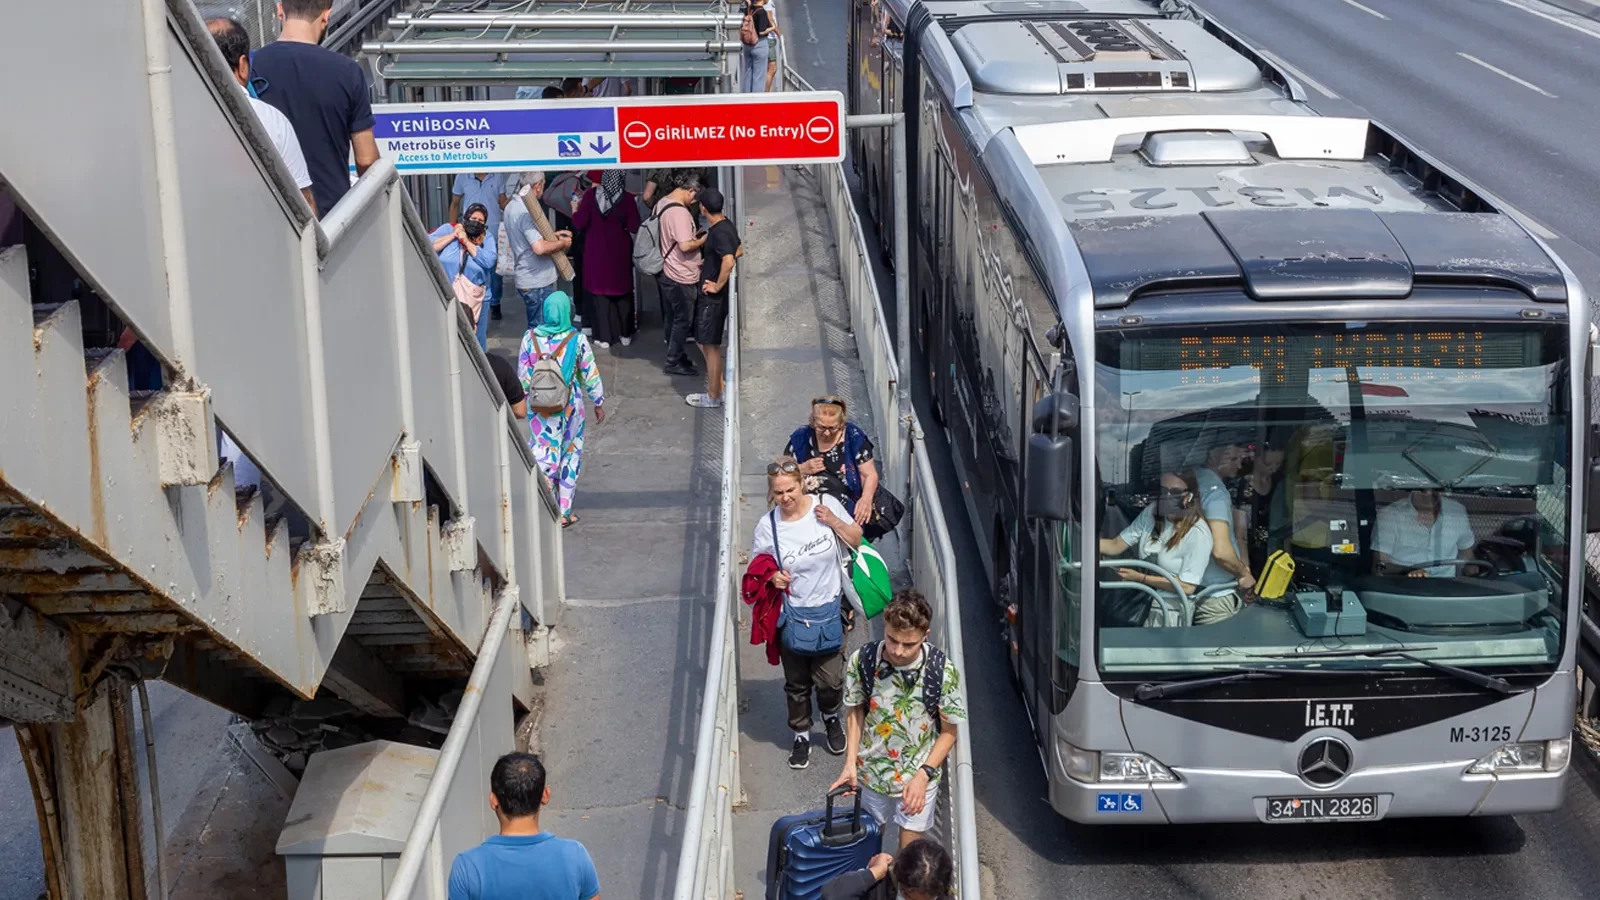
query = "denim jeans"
(474, 273, 501, 349)
(742, 39, 770, 93)
(519, 283, 556, 332)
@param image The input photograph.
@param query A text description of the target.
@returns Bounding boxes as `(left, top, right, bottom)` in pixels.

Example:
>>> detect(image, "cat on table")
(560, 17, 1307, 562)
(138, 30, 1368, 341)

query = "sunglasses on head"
(767, 460, 800, 476)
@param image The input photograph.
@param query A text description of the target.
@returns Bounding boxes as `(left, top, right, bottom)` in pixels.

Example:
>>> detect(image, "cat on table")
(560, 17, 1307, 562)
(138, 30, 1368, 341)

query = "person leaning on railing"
(821, 838, 954, 900)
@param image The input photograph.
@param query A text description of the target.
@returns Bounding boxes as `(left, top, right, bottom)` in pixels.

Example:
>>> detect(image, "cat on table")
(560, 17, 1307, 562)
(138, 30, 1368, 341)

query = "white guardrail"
(671, 234, 745, 897)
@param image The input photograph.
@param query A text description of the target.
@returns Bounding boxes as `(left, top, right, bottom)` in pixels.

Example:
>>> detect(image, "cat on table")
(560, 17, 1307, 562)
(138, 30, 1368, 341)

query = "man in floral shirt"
(831, 591, 967, 847)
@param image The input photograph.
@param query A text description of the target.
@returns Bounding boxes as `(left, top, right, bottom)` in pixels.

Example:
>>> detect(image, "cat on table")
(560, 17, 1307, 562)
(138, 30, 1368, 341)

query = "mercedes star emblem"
(1298, 737, 1352, 787)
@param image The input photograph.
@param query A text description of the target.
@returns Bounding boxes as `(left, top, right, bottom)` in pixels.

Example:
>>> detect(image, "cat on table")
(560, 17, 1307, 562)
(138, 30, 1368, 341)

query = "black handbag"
(861, 486, 905, 541)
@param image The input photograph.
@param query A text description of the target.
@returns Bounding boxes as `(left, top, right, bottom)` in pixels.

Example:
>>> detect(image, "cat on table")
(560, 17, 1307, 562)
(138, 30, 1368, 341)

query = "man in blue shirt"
(449, 752, 601, 900)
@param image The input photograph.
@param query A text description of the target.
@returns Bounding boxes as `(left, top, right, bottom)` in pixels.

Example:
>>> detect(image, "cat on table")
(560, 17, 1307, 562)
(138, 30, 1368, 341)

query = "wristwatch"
(919, 763, 940, 782)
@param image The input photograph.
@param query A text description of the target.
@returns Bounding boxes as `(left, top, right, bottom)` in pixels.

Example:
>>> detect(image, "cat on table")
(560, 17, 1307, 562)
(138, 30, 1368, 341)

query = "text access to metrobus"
(854, 0, 1595, 825)
(363, 92, 846, 174)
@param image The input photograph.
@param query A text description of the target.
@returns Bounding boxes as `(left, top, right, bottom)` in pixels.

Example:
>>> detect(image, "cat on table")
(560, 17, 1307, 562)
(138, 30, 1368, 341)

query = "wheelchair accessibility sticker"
(1097, 792, 1143, 813)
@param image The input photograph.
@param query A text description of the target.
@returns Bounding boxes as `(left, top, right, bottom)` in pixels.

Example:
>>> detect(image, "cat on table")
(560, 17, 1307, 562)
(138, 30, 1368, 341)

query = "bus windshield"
(1092, 320, 1570, 675)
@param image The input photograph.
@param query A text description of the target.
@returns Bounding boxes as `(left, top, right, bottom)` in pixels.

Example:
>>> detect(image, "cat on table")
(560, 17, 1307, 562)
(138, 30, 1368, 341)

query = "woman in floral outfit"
(518, 290, 605, 526)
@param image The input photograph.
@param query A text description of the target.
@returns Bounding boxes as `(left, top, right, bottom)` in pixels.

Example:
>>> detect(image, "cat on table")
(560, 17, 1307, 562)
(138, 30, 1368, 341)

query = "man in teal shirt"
(449, 753, 601, 900)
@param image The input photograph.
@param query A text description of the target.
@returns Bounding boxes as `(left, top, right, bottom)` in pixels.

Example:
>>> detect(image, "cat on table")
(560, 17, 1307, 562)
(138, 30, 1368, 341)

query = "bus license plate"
(1266, 795, 1378, 822)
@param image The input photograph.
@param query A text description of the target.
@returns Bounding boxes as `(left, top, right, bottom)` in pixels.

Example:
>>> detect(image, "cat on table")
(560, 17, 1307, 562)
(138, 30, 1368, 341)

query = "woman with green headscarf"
(518, 290, 606, 526)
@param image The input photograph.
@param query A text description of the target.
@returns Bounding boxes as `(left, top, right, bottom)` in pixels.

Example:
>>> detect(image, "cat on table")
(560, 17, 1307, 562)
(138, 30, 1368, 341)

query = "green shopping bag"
(846, 539, 893, 618)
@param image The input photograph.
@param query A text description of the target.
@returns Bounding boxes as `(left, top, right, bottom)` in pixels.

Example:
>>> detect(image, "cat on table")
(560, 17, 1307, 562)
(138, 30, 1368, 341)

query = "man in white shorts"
(832, 591, 967, 847)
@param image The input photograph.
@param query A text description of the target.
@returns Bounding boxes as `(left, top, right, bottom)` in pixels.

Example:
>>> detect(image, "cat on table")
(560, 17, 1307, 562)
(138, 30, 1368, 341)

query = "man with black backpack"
(831, 591, 967, 848)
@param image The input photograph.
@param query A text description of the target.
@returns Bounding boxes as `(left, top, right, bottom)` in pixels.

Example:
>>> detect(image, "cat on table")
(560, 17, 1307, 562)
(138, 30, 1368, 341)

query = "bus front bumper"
(1048, 761, 1570, 824)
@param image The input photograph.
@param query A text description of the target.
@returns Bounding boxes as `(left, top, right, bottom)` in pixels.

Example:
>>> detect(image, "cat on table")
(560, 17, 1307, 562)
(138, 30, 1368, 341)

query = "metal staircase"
(0, 1, 559, 895)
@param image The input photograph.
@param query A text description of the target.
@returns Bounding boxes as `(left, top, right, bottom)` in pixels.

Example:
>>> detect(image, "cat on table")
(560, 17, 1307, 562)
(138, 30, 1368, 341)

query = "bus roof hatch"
(1204, 209, 1413, 300)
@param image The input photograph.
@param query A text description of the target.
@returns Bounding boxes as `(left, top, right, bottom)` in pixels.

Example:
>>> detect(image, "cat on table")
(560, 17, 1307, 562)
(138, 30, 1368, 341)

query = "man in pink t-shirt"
(654, 171, 707, 376)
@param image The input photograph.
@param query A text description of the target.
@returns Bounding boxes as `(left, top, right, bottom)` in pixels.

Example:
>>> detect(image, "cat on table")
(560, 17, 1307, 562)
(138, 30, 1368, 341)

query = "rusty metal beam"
(0, 571, 139, 593)
(322, 638, 409, 719)
(25, 593, 162, 616)
(64, 613, 198, 634)
(0, 596, 75, 722)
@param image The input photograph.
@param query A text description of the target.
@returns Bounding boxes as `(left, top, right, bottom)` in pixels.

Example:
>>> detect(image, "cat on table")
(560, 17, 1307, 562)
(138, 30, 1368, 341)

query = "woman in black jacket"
(821, 839, 953, 900)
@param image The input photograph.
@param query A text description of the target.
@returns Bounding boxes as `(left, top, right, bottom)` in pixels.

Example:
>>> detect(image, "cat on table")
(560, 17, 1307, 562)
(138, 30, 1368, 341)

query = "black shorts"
(693, 292, 728, 345)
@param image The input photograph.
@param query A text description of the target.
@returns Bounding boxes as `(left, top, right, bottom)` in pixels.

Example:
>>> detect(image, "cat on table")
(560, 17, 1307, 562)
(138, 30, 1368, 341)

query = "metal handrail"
(671, 264, 743, 900)
(382, 585, 523, 900)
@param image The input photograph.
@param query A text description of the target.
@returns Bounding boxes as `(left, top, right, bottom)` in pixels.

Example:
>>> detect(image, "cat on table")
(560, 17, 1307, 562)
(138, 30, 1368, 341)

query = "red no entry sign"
(616, 92, 845, 168)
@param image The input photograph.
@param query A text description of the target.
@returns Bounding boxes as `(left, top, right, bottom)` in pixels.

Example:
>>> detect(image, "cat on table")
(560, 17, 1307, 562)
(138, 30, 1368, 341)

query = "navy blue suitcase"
(765, 787, 883, 900)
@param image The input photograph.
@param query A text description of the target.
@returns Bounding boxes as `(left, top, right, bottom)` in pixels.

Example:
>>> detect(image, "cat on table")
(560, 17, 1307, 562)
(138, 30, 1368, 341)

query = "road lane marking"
(1456, 52, 1558, 97)
(1491, 0, 1600, 41)
(1259, 48, 1341, 99)
(1338, 0, 1391, 19)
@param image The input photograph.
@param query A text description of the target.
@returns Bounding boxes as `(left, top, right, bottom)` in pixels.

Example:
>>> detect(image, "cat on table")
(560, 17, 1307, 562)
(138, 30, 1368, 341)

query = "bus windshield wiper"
(1249, 647, 1514, 694)
(1133, 666, 1347, 701)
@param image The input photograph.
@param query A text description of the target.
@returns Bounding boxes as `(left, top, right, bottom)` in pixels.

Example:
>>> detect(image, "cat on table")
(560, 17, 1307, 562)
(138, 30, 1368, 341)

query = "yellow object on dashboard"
(1257, 550, 1296, 601)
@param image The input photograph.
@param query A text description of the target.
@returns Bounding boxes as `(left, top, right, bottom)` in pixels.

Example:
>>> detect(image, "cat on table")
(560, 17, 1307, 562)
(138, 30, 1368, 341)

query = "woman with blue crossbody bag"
(751, 459, 864, 770)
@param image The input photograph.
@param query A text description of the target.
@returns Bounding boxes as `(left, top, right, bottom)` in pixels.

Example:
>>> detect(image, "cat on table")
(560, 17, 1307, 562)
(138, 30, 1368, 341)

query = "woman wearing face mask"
(430, 203, 498, 338)
(785, 396, 893, 538)
(821, 838, 954, 900)
(751, 459, 863, 769)
(1098, 469, 1214, 627)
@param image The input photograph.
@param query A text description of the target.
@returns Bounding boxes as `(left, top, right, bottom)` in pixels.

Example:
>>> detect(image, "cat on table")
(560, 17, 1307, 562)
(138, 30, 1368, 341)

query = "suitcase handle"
(822, 785, 866, 846)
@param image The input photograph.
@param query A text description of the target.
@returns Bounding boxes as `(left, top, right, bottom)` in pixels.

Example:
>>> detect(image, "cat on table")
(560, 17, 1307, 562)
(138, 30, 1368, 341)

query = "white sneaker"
(593, 340, 610, 350)
(685, 393, 723, 409)
(620, 336, 633, 346)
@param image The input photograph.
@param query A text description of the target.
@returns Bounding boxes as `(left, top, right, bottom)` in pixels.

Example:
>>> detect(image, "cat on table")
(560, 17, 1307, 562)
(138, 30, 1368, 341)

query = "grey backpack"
(526, 334, 576, 416)
(632, 201, 684, 276)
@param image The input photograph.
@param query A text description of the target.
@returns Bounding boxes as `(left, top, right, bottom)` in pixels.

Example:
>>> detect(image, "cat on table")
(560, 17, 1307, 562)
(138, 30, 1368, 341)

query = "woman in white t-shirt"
(1099, 470, 1214, 627)
(751, 459, 863, 769)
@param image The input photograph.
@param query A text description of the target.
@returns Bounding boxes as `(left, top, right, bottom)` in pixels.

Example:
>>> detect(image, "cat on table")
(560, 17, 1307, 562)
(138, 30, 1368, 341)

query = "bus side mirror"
(1026, 433, 1074, 521)
(1026, 392, 1078, 521)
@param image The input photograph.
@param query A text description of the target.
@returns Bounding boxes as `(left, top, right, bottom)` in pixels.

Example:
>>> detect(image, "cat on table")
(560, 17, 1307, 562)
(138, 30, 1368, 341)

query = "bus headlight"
(1467, 737, 1571, 774)
(1056, 739, 1177, 783)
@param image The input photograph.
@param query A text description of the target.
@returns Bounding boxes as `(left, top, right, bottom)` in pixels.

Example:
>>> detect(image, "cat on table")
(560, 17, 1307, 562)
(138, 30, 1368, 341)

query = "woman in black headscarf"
(571, 169, 643, 349)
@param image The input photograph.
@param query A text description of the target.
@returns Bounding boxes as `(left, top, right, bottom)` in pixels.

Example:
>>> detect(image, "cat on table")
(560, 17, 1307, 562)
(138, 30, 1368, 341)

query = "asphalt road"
(784, 0, 1600, 897)
(1197, 0, 1600, 292)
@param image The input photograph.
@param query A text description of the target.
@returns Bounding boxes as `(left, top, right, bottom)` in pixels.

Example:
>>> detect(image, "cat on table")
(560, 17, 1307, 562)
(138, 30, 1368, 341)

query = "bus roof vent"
(951, 18, 1262, 95)
(1140, 131, 1253, 166)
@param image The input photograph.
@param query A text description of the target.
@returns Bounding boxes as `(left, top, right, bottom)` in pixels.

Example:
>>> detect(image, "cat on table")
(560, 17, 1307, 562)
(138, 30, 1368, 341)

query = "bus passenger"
(1098, 471, 1214, 627)
(1193, 441, 1253, 624)
(1374, 488, 1476, 578)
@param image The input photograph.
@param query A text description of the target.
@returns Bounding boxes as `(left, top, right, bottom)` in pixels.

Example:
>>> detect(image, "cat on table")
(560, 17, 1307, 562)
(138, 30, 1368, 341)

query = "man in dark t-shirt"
(688, 187, 741, 410)
(486, 351, 527, 420)
(251, 0, 379, 216)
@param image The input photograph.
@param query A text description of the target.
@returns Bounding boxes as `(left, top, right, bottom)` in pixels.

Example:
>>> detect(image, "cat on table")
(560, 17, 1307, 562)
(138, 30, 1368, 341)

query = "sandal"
(561, 514, 579, 528)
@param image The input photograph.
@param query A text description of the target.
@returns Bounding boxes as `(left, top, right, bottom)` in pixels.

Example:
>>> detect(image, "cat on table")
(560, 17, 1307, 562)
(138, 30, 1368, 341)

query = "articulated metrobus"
(851, 0, 1596, 823)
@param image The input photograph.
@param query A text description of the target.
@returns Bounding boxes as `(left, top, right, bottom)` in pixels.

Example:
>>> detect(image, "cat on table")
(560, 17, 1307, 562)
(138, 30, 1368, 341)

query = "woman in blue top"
(519, 291, 606, 527)
(784, 396, 890, 538)
(430, 202, 498, 338)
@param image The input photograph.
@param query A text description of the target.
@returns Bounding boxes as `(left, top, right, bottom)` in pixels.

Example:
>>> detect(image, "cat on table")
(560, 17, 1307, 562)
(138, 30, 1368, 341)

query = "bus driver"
(1373, 488, 1477, 578)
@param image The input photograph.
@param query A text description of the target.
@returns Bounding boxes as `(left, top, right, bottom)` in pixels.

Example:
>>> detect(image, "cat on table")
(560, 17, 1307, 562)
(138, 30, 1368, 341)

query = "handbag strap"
(768, 510, 783, 596)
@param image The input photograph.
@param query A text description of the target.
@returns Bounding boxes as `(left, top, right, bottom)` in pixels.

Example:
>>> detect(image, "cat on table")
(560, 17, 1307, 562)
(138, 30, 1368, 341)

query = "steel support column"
(19, 679, 149, 900)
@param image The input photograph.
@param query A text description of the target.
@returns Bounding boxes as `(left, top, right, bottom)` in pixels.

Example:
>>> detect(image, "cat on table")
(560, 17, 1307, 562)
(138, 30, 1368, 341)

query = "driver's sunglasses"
(1159, 487, 1191, 499)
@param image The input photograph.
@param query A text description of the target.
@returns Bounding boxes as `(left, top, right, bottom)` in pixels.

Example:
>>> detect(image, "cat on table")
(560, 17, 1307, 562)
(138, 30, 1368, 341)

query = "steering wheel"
(1391, 558, 1497, 578)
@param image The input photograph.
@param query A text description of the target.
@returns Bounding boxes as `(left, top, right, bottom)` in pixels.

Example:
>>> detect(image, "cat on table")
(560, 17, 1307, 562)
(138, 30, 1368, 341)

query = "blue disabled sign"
(1096, 792, 1143, 813)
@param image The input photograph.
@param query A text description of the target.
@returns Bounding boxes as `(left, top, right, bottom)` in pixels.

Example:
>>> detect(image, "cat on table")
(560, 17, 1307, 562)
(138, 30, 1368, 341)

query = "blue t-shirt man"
(449, 832, 600, 900)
